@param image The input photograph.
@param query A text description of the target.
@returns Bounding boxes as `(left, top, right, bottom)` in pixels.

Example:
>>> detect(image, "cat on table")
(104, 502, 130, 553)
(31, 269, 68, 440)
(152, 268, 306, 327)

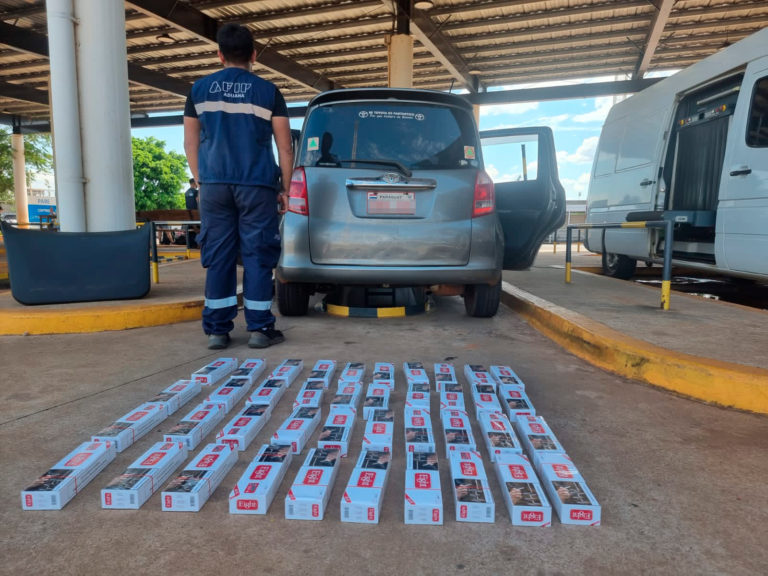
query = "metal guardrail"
(565, 219, 674, 310)
(148, 220, 201, 283)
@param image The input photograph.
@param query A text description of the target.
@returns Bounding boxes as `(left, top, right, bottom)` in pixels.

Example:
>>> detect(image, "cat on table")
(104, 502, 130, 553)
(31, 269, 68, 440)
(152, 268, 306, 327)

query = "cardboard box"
(515, 416, 567, 471)
(101, 441, 188, 509)
(490, 365, 525, 387)
(338, 362, 366, 385)
(340, 453, 390, 524)
(329, 384, 361, 415)
(372, 362, 395, 390)
(478, 412, 523, 462)
(245, 378, 286, 409)
(363, 384, 390, 420)
(363, 409, 394, 452)
(229, 358, 267, 385)
(164, 402, 225, 450)
(464, 364, 496, 392)
(494, 453, 552, 526)
(306, 359, 337, 388)
(537, 453, 601, 526)
(441, 410, 476, 457)
(228, 443, 293, 514)
(405, 384, 430, 409)
(498, 384, 536, 421)
(92, 402, 168, 452)
(439, 390, 466, 412)
(471, 386, 504, 419)
(273, 406, 322, 454)
(21, 440, 116, 510)
(269, 359, 303, 387)
(206, 377, 254, 414)
(216, 403, 272, 451)
(404, 451, 443, 525)
(147, 379, 201, 416)
(403, 361, 430, 385)
(192, 357, 238, 386)
(161, 443, 237, 512)
(318, 411, 356, 457)
(404, 407, 435, 453)
(285, 448, 342, 520)
(449, 449, 494, 523)
(433, 363, 457, 392)
(293, 381, 324, 409)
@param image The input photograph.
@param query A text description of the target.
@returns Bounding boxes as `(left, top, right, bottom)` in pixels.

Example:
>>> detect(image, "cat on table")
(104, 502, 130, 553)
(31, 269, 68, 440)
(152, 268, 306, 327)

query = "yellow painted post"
(152, 261, 160, 284)
(661, 280, 671, 310)
(565, 261, 572, 283)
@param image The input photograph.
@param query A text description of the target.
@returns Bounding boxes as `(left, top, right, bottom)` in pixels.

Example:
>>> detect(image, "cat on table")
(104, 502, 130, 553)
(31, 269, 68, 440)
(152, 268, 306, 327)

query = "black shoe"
(248, 326, 285, 348)
(207, 333, 231, 350)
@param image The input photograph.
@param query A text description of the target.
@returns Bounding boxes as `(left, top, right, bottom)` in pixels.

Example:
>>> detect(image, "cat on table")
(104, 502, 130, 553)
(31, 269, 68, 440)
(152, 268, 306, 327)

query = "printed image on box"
(404, 361, 429, 385)
(285, 448, 342, 520)
(246, 378, 286, 408)
(449, 450, 494, 523)
(229, 358, 266, 385)
(329, 388, 361, 414)
(409, 451, 440, 471)
(307, 359, 337, 388)
(192, 357, 238, 386)
(363, 385, 390, 420)
(490, 365, 525, 387)
(406, 390, 430, 409)
(363, 416, 394, 453)
(372, 362, 395, 389)
(479, 413, 523, 462)
(442, 412, 475, 457)
(273, 406, 322, 454)
(92, 402, 167, 452)
(494, 454, 551, 526)
(229, 443, 293, 514)
(21, 440, 116, 511)
(216, 404, 272, 451)
(102, 441, 188, 509)
(405, 427, 435, 453)
(537, 453, 601, 526)
(471, 389, 503, 419)
(164, 402, 224, 450)
(433, 363, 457, 392)
(339, 362, 365, 384)
(515, 416, 566, 471)
(206, 377, 253, 414)
(464, 364, 494, 386)
(499, 384, 536, 421)
(147, 379, 201, 416)
(270, 359, 303, 387)
(357, 449, 391, 471)
(318, 411, 356, 457)
(341, 467, 388, 524)
(162, 443, 237, 512)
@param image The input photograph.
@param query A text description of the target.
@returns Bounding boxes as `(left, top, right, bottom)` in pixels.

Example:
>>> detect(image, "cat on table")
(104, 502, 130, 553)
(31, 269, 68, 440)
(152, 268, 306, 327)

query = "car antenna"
(448, 79, 455, 94)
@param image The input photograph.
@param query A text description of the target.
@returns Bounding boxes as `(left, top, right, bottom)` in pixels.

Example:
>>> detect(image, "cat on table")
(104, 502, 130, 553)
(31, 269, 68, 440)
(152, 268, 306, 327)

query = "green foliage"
(131, 136, 188, 211)
(0, 128, 54, 204)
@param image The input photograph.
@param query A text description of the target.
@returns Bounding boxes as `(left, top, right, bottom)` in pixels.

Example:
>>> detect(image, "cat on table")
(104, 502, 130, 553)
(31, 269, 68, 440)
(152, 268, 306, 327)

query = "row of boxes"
(164, 402, 225, 451)
(216, 403, 273, 452)
(229, 444, 293, 514)
(273, 406, 323, 454)
(404, 407, 435, 453)
(161, 443, 238, 512)
(363, 383, 390, 420)
(306, 359, 337, 388)
(449, 449, 495, 523)
(91, 402, 168, 453)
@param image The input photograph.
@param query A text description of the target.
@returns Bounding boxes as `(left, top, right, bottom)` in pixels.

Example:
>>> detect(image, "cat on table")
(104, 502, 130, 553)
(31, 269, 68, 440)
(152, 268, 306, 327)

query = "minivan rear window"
(300, 102, 480, 170)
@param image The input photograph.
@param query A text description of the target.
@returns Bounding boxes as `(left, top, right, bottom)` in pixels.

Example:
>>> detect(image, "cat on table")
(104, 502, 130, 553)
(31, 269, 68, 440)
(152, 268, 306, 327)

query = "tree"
(0, 128, 54, 204)
(131, 136, 188, 211)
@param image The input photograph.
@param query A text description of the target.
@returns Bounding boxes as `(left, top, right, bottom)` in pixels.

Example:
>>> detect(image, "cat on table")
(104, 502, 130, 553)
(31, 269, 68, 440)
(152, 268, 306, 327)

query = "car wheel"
(602, 251, 637, 279)
(464, 281, 501, 317)
(276, 279, 310, 316)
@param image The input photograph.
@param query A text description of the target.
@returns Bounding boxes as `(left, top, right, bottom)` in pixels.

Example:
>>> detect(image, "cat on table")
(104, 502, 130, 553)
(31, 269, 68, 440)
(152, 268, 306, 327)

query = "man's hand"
(277, 191, 287, 215)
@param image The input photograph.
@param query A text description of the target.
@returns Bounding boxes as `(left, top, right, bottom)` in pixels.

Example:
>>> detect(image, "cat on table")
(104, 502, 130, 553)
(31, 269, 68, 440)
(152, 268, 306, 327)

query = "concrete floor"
(2, 293, 767, 575)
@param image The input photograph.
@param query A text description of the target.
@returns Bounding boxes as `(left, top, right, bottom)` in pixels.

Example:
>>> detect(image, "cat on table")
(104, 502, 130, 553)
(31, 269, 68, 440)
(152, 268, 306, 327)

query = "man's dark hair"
(217, 23, 254, 64)
(189, 178, 196, 186)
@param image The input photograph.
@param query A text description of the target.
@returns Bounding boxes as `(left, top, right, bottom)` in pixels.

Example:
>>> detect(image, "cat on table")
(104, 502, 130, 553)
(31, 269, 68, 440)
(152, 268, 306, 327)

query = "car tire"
(276, 279, 310, 316)
(464, 281, 501, 317)
(602, 251, 637, 279)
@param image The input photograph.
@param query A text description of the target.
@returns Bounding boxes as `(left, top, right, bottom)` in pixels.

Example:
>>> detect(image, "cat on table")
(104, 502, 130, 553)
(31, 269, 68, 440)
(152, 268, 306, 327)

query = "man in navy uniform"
(184, 23, 293, 350)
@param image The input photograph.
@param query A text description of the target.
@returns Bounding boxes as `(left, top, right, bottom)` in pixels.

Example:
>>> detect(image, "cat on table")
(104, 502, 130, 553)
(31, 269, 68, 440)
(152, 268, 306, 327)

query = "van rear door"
(480, 127, 566, 270)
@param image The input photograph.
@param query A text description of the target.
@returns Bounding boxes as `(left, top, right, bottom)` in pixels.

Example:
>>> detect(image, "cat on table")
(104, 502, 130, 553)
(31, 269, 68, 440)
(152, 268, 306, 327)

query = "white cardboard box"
(363, 410, 394, 452)
(403, 361, 430, 385)
(340, 461, 389, 524)
(285, 448, 342, 520)
(206, 377, 254, 414)
(433, 363, 458, 392)
(490, 365, 525, 387)
(494, 453, 552, 526)
(478, 412, 523, 462)
(216, 403, 272, 451)
(537, 453, 601, 526)
(228, 443, 293, 514)
(192, 357, 238, 386)
(498, 384, 536, 421)
(272, 406, 322, 454)
(329, 384, 361, 415)
(229, 358, 267, 385)
(470, 386, 504, 420)
(318, 411, 356, 457)
(92, 402, 168, 452)
(404, 452, 443, 525)
(372, 362, 395, 390)
(147, 379, 201, 416)
(270, 359, 303, 387)
(293, 381, 325, 409)
(514, 416, 567, 472)
(439, 390, 466, 412)
(101, 441, 188, 509)
(363, 384, 390, 420)
(404, 408, 436, 454)
(21, 440, 116, 510)
(441, 410, 476, 457)
(245, 378, 287, 409)
(164, 402, 225, 450)
(449, 449, 494, 523)
(405, 386, 430, 410)
(161, 443, 237, 512)
(306, 359, 337, 388)
(338, 362, 366, 385)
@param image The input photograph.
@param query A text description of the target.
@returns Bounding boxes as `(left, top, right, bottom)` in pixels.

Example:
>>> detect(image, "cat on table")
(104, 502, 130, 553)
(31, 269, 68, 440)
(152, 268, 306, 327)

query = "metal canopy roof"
(1, 0, 767, 125)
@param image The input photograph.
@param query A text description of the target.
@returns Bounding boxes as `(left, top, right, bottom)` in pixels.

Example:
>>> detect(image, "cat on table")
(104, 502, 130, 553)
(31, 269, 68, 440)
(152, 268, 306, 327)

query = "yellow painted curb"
(501, 281, 768, 415)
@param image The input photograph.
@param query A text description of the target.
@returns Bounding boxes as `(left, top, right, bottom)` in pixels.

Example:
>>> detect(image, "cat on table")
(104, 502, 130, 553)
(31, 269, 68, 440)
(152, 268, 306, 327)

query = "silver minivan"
(276, 88, 565, 317)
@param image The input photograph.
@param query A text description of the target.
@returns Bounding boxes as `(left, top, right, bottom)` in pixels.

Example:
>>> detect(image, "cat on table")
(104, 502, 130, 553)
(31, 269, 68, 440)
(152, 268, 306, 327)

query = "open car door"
(480, 127, 566, 270)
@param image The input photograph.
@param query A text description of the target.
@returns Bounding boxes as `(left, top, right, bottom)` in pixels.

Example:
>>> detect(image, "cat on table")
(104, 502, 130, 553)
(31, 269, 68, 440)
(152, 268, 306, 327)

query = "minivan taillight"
(288, 167, 308, 215)
(472, 170, 495, 218)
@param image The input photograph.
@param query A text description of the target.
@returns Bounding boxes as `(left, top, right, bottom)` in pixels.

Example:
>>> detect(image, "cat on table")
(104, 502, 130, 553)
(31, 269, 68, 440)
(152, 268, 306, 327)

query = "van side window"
(746, 76, 768, 147)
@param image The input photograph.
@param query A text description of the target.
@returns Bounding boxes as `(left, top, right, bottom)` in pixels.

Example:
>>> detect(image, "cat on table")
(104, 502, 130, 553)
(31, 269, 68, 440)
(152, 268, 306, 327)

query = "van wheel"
(276, 280, 310, 316)
(602, 252, 637, 279)
(464, 282, 501, 317)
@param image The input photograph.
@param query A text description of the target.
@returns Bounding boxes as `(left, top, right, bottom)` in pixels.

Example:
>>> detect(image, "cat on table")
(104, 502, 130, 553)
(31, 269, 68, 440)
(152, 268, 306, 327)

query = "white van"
(585, 27, 768, 280)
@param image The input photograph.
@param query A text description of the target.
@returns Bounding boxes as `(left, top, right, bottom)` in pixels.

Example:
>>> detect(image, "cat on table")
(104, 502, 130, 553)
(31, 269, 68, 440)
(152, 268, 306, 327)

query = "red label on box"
(449, 418, 464, 428)
(333, 415, 347, 425)
(160, 443, 175, 450)
(245, 362, 257, 368)
(490, 421, 505, 431)
(412, 417, 425, 426)
(191, 410, 209, 421)
(170, 384, 187, 392)
(412, 393, 424, 400)
(343, 492, 351, 503)
(414, 473, 431, 489)
(258, 389, 271, 396)
(64, 452, 91, 467)
(218, 388, 233, 396)
(347, 370, 358, 377)
(319, 363, 330, 369)
(312, 503, 320, 518)
(508, 465, 528, 480)
(164, 495, 172, 508)
(460, 462, 477, 477)
(433, 509, 440, 522)
(25, 494, 33, 507)
(480, 394, 493, 402)
(303, 391, 316, 398)
(405, 493, 416, 505)
(287, 420, 304, 430)
(304, 469, 323, 485)
(570, 509, 593, 521)
(460, 505, 467, 519)
(237, 500, 259, 510)
(323, 444, 341, 452)
(222, 439, 238, 450)
(500, 368, 512, 376)
(552, 464, 573, 479)
(530, 423, 546, 434)
(357, 471, 377, 487)
(373, 389, 384, 396)
(212, 361, 224, 367)
(342, 386, 355, 394)
(105, 493, 112, 506)
(197, 454, 219, 468)
(234, 417, 251, 427)
(126, 410, 149, 422)
(439, 366, 450, 373)
(244, 483, 258, 494)
(141, 452, 166, 466)
(251, 465, 272, 480)
(368, 507, 375, 521)
(522, 511, 544, 522)
(446, 393, 457, 400)
(507, 390, 521, 398)
(372, 423, 386, 434)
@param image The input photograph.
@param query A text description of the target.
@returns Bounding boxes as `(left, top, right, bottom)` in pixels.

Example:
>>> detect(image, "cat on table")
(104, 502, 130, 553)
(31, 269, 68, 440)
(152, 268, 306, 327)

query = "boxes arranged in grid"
(338, 361, 366, 385)
(318, 411, 356, 458)
(514, 415, 567, 472)
(478, 412, 523, 462)
(340, 449, 391, 524)
(537, 453, 601, 526)
(329, 383, 362, 415)
(101, 441, 188, 509)
(464, 364, 496, 392)
(273, 406, 322, 454)
(293, 380, 325, 409)
(192, 357, 238, 386)
(441, 409, 476, 457)
(449, 449, 494, 523)
(363, 409, 394, 453)
(405, 451, 443, 525)
(490, 365, 525, 387)
(21, 440, 116, 510)
(245, 377, 287, 409)
(216, 403, 272, 452)
(269, 359, 304, 387)
(404, 407, 436, 453)
(229, 444, 293, 514)
(228, 358, 267, 385)
(285, 447, 342, 520)
(363, 383, 390, 420)
(91, 402, 168, 453)
(205, 377, 255, 414)
(433, 362, 458, 392)
(161, 443, 237, 512)
(146, 379, 201, 416)
(306, 359, 337, 389)
(372, 362, 395, 390)
(494, 453, 552, 527)
(164, 402, 225, 451)
(498, 383, 536, 421)
(470, 382, 504, 419)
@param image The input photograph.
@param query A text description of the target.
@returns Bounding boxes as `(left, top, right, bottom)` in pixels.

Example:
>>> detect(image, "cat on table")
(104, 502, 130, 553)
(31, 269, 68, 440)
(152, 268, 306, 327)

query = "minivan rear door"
(480, 127, 566, 270)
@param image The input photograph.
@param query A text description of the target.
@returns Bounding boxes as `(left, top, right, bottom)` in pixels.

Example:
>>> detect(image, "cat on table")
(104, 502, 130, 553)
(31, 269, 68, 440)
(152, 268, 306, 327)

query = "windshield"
(299, 101, 481, 170)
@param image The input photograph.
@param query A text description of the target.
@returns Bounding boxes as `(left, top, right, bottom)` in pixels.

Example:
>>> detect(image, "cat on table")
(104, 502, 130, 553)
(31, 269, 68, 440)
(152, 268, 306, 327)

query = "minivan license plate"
(367, 191, 415, 215)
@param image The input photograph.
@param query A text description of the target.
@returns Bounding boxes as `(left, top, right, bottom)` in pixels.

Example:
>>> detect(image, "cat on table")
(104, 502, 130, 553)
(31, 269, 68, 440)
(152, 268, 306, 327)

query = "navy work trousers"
(198, 183, 281, 335)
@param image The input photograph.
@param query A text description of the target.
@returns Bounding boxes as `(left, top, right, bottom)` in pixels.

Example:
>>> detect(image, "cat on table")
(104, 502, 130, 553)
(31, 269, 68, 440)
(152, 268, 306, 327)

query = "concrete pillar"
(11, 132, 29, 227)
(75, 0, 135, 232)
(388, 34, 414, 88)
(473, 104, 481, 128)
